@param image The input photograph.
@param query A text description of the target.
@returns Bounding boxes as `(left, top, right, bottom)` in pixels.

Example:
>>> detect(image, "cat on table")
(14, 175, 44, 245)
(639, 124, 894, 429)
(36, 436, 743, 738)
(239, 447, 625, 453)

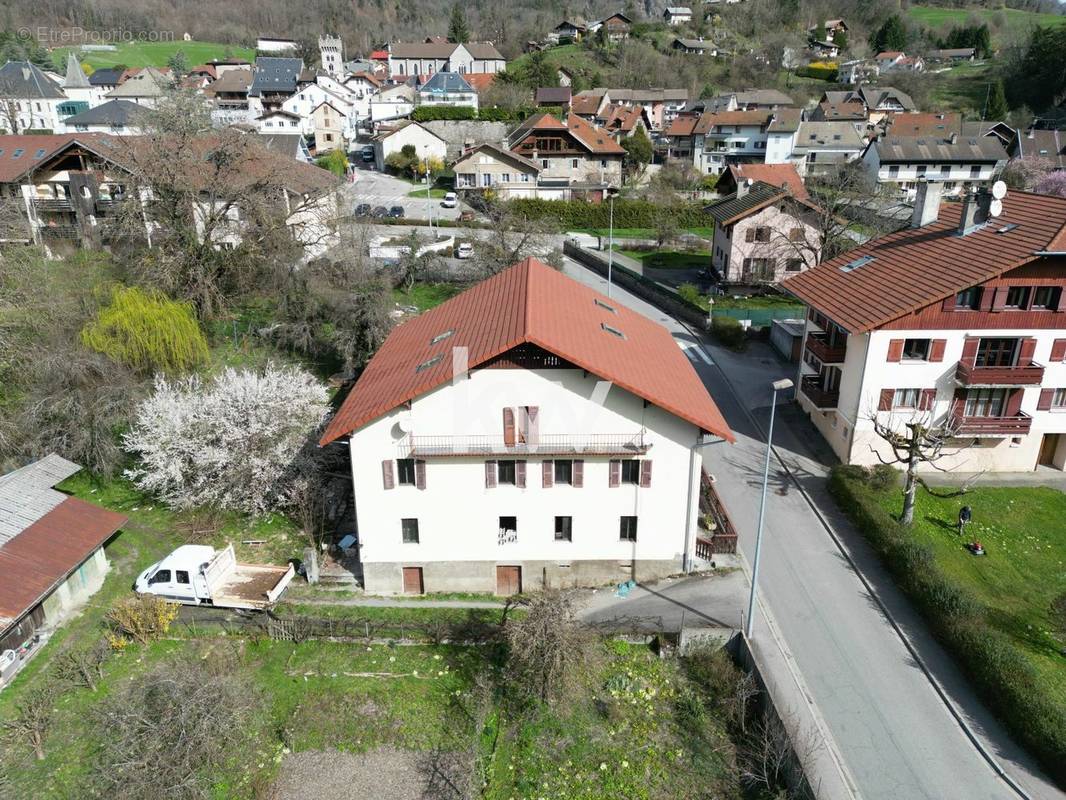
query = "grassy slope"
(55, 40, 255, 71)
(908, 5, 1066, 40)
(620, 249, 710, 269)
(393, 282, 464, 311)
(506, 43, 604, 78)
(875, 486, 1066, 705)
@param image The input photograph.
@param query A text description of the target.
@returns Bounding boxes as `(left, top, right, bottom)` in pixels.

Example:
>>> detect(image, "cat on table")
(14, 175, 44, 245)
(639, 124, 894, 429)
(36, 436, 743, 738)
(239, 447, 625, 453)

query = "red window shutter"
(978, 287, 994, 312)
(1051, 339, 1066, 362)
(1017, 337, 1037, 365)
(516, 460, 527, 488)
(991, 287, 1007, 312)
(526, 406, 540, 445)
(940, 296, 955, 312)
(928, 339, 946, 363)
(1037, 388, 1054, 411)
(608, 459, 621, 487)
(502, 408, 515, 447)
(878, 389, 894, 411)
(919, 389, 936, 411)
(639, 460, 652, 488)
(485, 460, 497, 488)
(573, 460, 584, 488)
(381, 460, 395, 490)
(414, 460, 426, 490)
(886, 339, 904, 362)
(745, 228, 755, 243)
(960, 337, 979, 366)
(542, 460, 553, 488)
(1006, 389, 1023, 416)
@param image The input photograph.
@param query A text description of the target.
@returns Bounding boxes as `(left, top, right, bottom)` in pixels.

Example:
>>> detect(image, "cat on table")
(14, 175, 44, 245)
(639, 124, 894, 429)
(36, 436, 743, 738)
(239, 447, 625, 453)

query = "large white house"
(318, 258, 734, 594)
(862, 133, 1009, 199)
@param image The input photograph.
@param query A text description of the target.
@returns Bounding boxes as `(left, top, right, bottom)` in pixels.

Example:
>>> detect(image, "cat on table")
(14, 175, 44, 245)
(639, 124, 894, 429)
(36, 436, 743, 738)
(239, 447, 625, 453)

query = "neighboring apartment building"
(387, 41, 505, 78)
(0, 455, 127, 687)
(791, 121, 865, 176)
(607, 88, 689, 130)
(317, 257, 734, 594)
(665, 108, 800, 174)
(784, 183, 1066, 473)
(453, 143, 542, 197)
(507, 112, 625, 196)
(370, 84, 416, 123)
(821, 87, 916, 126)
(0, 61, 67, 133)
(416, 71, 478, 111)
(706, 179, 822, 285)
(105, 67, 170, 107)
(862, 133, 1008, 199)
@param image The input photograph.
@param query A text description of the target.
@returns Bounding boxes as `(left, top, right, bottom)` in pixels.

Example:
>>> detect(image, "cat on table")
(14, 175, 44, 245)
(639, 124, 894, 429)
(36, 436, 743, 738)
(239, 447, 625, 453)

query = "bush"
(710, 317, 746, 351)
(828, 467, 1066, 784)
(508, 198, 713, 230)
(795, 62, 838, 81)
(678, 283, 704, 306)
(81, 285, 209, 375)
(105, 595, 180, 647)
(314, 148, 349, 177)
(411, 105, 477, 122)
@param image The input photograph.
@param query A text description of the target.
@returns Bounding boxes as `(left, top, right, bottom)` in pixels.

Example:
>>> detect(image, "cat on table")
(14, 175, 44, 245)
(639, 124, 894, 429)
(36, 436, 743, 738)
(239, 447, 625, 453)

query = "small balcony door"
(964, 388, 1007, 417)
(975, 338, 1017, 368)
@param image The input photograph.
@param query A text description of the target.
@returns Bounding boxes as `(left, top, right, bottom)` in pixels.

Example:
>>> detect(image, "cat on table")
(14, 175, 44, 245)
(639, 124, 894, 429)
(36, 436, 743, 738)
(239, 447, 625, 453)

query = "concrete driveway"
(344, 164, 466, 223)
(578, 571, 746, 633)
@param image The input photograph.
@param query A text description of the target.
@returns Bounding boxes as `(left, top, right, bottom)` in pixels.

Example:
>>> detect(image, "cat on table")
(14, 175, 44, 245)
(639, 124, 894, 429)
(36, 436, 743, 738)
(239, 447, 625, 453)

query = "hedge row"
(795, 64, 838, 81)
(509, 198, 714, 229)
(828, 466, 1066, 786)
(411, 105, 565, 123)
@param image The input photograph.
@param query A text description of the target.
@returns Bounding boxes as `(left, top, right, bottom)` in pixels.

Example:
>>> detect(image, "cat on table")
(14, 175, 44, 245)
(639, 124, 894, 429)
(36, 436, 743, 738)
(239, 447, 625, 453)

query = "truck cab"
(134, 545, 215, 604)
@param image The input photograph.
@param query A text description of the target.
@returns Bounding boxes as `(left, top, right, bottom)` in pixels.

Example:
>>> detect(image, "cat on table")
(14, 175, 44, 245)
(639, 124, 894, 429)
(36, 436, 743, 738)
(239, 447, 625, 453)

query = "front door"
(496, 565, 522, 596)
(402, 567, 424, 595)
(1038, 434, 1060, 468)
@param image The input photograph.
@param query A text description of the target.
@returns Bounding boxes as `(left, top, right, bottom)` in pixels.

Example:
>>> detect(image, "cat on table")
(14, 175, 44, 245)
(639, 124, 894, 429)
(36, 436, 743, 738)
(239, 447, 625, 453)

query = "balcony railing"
(800, 375, 839, 409)
(405, 432, 650, 457)
(805, 333, 846, 364)
(33, 198, 73, 212)
(951, 412, 1032, 437)
(955, 361, 1045, 387)
(39, 224, 80, 239)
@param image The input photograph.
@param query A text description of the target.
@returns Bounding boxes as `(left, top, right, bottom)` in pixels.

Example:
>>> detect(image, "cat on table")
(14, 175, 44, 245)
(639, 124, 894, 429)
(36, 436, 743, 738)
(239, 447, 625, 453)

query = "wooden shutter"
(526, 406, 540, 445)
(608, 459, 621, 487)
(414, 460, 426, 490)
(542, 460, 553, 487)
(484, 460, 497, 488)
(928, 339, 946, 362)
(745, 228, 755, 242)
(573, 460, 584, 488)
(1051, 339, 1066, 362)
(639, 460, 652, 488)
(1018, 337, 1037, 365)
(886, 339, 904, 362)
(1037, 388, 1054, 411)
(381, 459, 395, 490)
(960, 336, 979, 366)
(502, 408, 515, 447)
(919, 389, 936, 411)
(516, 460, 527, 488)
(878, 389, 894, 411)
(991, 287, 1006, 312)
(1005, 389, 1023, 416)
(978, 287, 994, 312)
(940, 296, 955, 312)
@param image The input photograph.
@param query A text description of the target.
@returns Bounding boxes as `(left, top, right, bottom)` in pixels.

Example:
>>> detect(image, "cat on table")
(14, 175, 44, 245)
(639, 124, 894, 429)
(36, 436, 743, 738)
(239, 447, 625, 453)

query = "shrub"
(105, 595, 180, 646)
(507, 198, 714, 229)
(795, 63, 839, 81)
(678, 283, 704, 306)
(710, 317, 746, 351)
(411, 105, 477, 122)
(314, 148, 349, 177)
(81, 286, 209, 375)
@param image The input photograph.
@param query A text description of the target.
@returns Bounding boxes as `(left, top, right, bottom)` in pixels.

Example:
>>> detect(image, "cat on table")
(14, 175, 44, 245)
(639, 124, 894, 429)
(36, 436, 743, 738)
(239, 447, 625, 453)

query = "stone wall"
(422, 120, 512, 159)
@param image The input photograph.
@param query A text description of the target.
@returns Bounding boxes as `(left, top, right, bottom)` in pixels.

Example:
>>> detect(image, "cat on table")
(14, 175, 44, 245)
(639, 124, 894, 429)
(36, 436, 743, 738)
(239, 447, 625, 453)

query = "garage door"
(495, 565, 521, 596)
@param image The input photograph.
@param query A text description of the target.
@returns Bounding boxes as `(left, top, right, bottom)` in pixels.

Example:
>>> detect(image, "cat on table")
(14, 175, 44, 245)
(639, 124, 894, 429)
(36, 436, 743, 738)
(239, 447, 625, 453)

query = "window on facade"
(482, 173, 492, 187)
(497, 460, 517, 484)
(619, 516, 638, 541)
(976, 338, 1017, 367)
(396, 458, 417, 485)
(541, 159, 549, 168)
(955, 287, 980, 309)
(620, 459, 640, 484)
(788, 227, 804, 241)
(499, 516, 517, 535)
(965, 388, 1007, 417)
(571, 159, 579, 169)
(1032, 286, 1059, 309)
(888, 165, 899, 176)
(1004, 287, 1030, 309)
(554, 459, 573, 484)
(902, 338, 931, 361)
(785, 259, 803, 272)
(554, 516, 572, 541)
(893, 388, 920, 408)
(402, 518, 420, 543)
(1052, 389, 1066, 409)
(969, 165, 981, 178)
(500, 173, 511, 183)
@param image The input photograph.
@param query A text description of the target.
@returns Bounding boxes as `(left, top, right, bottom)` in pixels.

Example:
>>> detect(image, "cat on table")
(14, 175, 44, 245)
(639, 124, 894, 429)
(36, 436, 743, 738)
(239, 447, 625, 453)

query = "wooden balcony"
(951, 412, 1032, 437)
(33, 198, 73, 212)
(800, 375, 839, 409)
(696, 470, 738, 558)
(405, 432, 650, 457)
(805, 333, 846, 364)
(955, 361, 1045, 387)
(39, 224, 80, 239)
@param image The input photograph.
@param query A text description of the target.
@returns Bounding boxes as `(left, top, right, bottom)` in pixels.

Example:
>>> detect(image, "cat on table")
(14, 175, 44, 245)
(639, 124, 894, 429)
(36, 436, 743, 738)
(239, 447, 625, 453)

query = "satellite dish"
(396, 417, 413, 434)
(991, 180, 1007, 200)
(989, 199, 1003, 218)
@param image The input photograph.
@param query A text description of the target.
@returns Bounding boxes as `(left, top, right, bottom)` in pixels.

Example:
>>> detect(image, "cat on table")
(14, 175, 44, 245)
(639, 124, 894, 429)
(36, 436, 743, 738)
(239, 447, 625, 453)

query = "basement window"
(594, 298, 617, 313)
(840, 255, 874, 273)
(430, 329, 454, 345)
(601, 323, 626, 339)
(415, 354, 443, 372)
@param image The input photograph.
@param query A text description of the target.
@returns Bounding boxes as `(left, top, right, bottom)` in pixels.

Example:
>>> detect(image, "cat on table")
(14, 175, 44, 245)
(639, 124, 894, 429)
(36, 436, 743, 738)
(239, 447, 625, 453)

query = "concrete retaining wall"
(423, 120, 512, 159)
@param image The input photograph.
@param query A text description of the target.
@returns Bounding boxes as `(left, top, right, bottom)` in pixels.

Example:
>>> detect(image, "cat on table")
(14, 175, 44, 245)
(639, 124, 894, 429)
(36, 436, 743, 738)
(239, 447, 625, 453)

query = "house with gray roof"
(0, 61, 66, 133)
(248, 57, 304, 112)
(861, 133, 1008, 199)
(417, 71, 478, 111)
(791, 121, 865, 176)
(59, 99, 144, 134)
(106, 67, 170, 107)
(663, 6, 693, 25)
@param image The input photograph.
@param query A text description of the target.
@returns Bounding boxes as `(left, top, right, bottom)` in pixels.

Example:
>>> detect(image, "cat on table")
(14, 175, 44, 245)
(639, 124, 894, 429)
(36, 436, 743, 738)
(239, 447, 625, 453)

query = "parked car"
(361, 146, 375, 163)
(442, 192, 458, 208)
(458, 210, 475, 223)
(354, 203, 371, 217)
(370, 205, 388, 218)
(135, 545, 294, 609)
(456, 242, 473, 259)
(388, 205, 405, 218)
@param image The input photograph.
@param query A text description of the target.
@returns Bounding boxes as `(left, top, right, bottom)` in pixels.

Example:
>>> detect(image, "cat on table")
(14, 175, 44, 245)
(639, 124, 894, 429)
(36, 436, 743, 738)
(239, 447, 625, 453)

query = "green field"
(506, 43, 603, 77)
(393, 281, 465, 311)
(908, 5, 1066, 42)
(54, 40, 255, 71)
(620, 249, 710, 270)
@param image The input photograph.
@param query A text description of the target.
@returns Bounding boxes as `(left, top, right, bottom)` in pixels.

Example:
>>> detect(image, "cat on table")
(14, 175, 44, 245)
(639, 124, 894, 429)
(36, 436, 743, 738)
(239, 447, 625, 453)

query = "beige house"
(507, 112, 625, 197)
(453, 143, 542, 198)
(313, 100, 347, 152)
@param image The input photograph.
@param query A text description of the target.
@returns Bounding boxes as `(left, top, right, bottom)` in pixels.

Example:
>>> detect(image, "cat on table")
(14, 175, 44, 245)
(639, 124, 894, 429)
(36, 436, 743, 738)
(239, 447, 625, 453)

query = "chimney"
(911, 178, 942, 228)
(736, 177, 753, 198)
(957, 188, 993, 235)
(948, 131, 958, 145)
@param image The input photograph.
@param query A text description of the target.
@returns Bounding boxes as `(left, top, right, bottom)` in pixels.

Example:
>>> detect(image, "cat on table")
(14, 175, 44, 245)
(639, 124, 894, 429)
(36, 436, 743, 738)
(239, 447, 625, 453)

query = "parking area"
(343, 163, 468, 223)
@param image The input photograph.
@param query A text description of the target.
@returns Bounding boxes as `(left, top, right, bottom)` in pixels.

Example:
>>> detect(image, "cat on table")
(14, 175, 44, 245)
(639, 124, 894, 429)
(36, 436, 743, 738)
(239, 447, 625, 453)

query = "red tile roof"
(782, 191, 1066, 333)
(0, 134, 82, 183)
(463, 73, 496, 93)
(570, 91, 605, 116)
(321, 258, 733, 444)
(665, 115, 698, 137)
(726, 164, 809, 200)
(566, 113, 626, 154)
(883, 111, 960, 138)
(0, 497, 126, 625)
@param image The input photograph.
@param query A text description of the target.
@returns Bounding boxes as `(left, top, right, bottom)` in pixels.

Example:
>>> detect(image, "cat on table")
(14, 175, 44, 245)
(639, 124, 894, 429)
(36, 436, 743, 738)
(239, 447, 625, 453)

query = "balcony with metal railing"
(805, 333, 847, 364)
(405, 432, 650, 457)
(955, 360, 1045, 387)
(39, 224, 80, 239)
(800, 375, 839, 409)
(33, 198, 73, 212)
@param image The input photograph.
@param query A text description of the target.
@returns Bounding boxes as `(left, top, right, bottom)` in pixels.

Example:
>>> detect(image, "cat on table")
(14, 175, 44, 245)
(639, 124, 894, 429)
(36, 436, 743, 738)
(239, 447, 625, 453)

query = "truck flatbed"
(210, 563, 295, 609)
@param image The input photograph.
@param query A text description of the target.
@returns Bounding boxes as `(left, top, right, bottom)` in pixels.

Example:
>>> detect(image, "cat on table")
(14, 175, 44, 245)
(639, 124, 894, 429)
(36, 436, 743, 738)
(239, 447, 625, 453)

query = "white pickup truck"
(134, 544, 294, 609)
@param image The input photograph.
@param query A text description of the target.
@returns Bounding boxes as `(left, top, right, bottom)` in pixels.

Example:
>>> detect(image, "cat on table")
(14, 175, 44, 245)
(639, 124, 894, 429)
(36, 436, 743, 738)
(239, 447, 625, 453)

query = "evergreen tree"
(621, 128, 653, 177)
(986, 79, 1009, 121)
(448, 5, 469, 44)
(870, 15, 907, 53)
(523, 49, 558, 89)
(167, 49, 189, 79)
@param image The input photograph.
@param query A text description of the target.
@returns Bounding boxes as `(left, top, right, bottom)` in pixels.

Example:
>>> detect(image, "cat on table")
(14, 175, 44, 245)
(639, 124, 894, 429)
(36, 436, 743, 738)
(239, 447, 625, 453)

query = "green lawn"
(55, 40, 255, 71)
(577, 227, 716, 239)
(393, 282, 465, 311)
(713, 293, 802, 310)
(875, 486, 1066, 705)
(928, 62, 997, 115)
(406, 188, 449, 199)
(908, 5, 1066, 43)
(506, 43, 603, 78)
(620, 249, 710, 270)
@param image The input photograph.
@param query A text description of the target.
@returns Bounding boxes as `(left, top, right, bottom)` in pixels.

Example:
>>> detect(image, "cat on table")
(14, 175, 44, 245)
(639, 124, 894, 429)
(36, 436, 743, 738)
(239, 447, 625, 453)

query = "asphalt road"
(559, 257, 1061, 800)
(343, 166, 466, 224)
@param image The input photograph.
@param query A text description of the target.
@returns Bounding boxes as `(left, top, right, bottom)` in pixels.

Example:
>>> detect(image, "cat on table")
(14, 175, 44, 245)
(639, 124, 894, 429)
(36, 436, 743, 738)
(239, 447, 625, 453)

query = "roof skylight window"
(415, 354, 443, 372)
(601, 323, 626, 339)
(594, 298, 617, 313)
(840, 255, 875, 272)
(996, 224, 1019, 234)
(430, 329, 454, 345)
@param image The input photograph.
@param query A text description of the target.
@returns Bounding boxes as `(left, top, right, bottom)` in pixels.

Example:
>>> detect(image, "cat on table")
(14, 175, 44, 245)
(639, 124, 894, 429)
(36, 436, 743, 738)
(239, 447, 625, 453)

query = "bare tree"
(473, 202, 560, 275)
(53, 639, 110, 692)
(804, 164, 901, 263)
(2, 683, 57, 760)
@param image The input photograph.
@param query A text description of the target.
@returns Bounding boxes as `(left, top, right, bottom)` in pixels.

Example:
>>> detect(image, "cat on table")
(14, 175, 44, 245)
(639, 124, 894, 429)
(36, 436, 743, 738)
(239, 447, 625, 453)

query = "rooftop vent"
(430, 329, 454, 345)
(601, 322, 626, 339)
(594, 298, 617, 313)
(415, 354, 443, 372)
(996, 223, 1019, 234)
(840, 255, 875, 272)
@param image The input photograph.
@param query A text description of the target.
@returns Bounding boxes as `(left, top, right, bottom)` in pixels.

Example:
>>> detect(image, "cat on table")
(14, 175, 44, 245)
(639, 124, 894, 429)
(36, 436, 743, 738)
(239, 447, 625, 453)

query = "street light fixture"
(605, 185, 620, 298)
(744, 377, 793, 639)
(423, 144, 433, 235)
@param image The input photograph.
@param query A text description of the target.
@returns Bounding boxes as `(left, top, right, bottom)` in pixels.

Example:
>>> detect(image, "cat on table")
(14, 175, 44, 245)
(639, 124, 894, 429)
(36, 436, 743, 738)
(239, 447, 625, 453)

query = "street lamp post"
(606, 186, 619, 298)
(744, 377, 793, 639)
(424, 146, 433, 236)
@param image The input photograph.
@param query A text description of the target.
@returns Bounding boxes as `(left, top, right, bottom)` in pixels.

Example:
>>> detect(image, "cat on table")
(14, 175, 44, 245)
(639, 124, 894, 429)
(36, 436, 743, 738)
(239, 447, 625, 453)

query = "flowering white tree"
(124, 365, 330, 515)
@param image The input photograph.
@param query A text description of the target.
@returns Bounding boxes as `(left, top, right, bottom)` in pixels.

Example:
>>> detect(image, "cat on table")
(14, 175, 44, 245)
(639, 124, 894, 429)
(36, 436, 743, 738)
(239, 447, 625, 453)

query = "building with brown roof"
(783, 183, 1066, 472)
(1016, 127, 1066, 170)
(506, 112, 624, 197)
(665, 108, 800, 174)
(0, 455, 126, 683)
(320, 257, 733, 594)
(386, 41, 505, 79)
